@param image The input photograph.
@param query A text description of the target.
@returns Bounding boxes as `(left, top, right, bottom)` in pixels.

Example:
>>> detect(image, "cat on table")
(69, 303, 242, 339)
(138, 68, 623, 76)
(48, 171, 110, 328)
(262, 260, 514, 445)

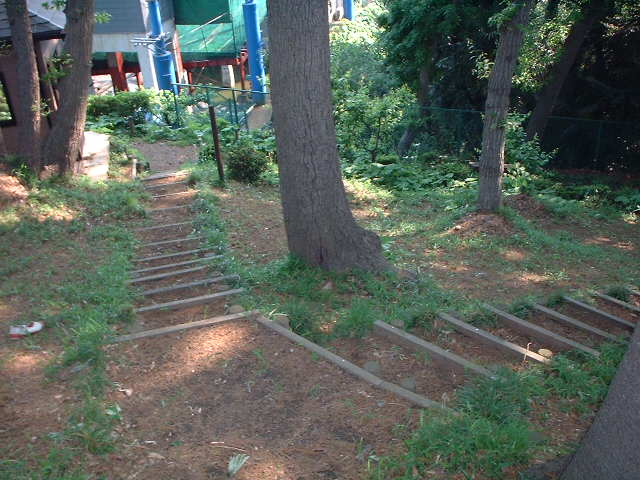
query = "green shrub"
(226, 139, 268, 183)
(87, 90, 156, 124)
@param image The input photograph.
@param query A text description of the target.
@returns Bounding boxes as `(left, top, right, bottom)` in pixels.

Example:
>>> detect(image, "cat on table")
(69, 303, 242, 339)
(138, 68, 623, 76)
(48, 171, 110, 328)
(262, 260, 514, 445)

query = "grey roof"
(94, 0, 146, 35)
(0, 1, 64, 40)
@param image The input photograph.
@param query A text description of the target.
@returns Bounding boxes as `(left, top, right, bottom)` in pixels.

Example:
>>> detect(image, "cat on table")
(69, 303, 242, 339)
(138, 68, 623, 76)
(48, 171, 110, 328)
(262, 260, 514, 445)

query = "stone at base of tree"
(400, 377, 417, 392)
(227, 304, 245, 314)
(321, 281, 334, 291)
(521, 454, 572, 480)
(273, 313, 290, 329)
(396, 268, 418, 281)
(538, 348, 554, 358)
(390, 318, 404, 329)
(363, 361, 381, 376)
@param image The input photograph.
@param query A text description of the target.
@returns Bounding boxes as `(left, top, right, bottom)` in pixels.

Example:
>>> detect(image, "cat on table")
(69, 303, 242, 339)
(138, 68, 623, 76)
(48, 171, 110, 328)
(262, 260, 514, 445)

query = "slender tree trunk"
(397, 64, 432, 156)
(561, 325, 640, 479)
(526, 0, 607, 141)
(269, 0, 390, 272)
(6, 0, 41, 173)
(42, 0, 95, 175)
(477, 0, 534, 212)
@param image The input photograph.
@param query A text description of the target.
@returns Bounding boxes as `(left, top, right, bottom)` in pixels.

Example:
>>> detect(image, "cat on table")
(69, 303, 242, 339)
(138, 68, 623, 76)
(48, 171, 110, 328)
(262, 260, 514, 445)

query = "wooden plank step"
(134, 221, 192, 232)
(139, 236, 203, 249)
(132, 255, 221, 275)
(113, 311, 253, 343)
(438, 312, 550, 364)
(373, 320, 493, 378)
(532, 303, 623, 342)
(138, 275, 239, 297)
(134, 248, 210, 263)
(128, 265, 208, 284)
(594, 292, 640, 314)
(142, 170, 189, 181)
(254, 315, 448, 411)
(563, 296, 634, 331)
(152, 190, 196, 200)
(146, 204, 191, 214)
(135, 288, 243, 313)
(144, 180, 187, 190)
(482, 304, 599, 356)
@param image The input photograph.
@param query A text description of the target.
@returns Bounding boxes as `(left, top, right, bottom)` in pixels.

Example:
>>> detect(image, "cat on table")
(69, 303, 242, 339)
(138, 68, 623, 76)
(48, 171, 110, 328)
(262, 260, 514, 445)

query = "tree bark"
(526, 0, 607, 141)
(477, 0, 534, 212)
(561, 324, 640, 479)
(268, 0, 390, 273)
(6, 0, 42, 173)
(397, 65, 431, 157)
(42, 0, 95, 175)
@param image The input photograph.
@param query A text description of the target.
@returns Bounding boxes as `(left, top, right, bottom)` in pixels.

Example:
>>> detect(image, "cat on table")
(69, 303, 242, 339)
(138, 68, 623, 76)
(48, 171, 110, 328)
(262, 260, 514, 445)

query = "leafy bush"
(87, 90, 156, 125)
(225, 139, 269, 184)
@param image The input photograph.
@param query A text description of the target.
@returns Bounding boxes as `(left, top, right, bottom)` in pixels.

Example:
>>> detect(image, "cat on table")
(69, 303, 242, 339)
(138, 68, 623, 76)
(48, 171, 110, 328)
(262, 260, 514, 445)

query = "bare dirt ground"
(134, 141, 198, 173)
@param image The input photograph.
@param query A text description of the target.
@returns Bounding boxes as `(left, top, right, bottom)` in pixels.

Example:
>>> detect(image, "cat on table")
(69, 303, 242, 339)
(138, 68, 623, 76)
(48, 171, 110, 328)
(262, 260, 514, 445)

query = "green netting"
(178, 24, 239, 59)
(174, 0, 230, 26)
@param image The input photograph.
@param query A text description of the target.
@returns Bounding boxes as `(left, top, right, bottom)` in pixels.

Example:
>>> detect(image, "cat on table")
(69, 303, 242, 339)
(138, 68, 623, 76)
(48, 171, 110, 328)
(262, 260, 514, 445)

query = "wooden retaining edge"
(438, 312, 550, 364)
(532, 303, 623, 342)
(254, 315, 449, 411)
(483, 304, 599, 356)
(594, 292, 640, 314)
(146, 204, 191, 214)
(373, 320, 493, 378)
(132, 255, 222, 275)
(135, 288, 244, 313)
(137, 275, 238, 297)
(142, 170, 189, 181)
(134, 221, 192, 232)
(139, 236, 203, 249)
(144, 180, 187, 190)
(128, 265, 208, 284)
(562, 296, 634, 331)
(152, 190, 197, 200)
(112, 311, 253, 343)
(134, 248, 211, 263)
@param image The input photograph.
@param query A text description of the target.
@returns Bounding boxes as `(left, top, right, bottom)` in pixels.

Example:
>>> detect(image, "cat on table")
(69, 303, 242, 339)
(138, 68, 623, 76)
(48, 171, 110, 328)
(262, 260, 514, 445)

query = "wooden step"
(135, 288, 243, 313)
(144, 180, 187, 190)
(532, 303, 623, 342)
(132, 255, 221, 275)
(146, 204, 191, 214)
(113, 311, 254, 343)
(139, 236, 203, 249)
(438, 312, 550, 364)
(138, 275, 239, 297)
(594, 292, 640, 314)
(142, 170, 189, 181)
(128, 265, 208, 284)
(134, 221, 192, 232)
(134, 248, 211, 263)
(152, 190, 196, 200)
(563, 296, 634, 331)
(373, 320, 493, 378)
(482, 304, 599, 356)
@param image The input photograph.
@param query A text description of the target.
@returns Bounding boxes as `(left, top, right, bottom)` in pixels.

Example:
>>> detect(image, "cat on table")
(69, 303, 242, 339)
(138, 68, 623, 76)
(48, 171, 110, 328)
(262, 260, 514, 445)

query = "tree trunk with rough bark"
(397, 64, 432, 157)
(526, 0, 607, 141)
(268, 0, 390, 272)
(477, 0, 534, 212)
(42, 0, 95, 175)
(561, 324, 640, 479)
(6, 0, 41, 173)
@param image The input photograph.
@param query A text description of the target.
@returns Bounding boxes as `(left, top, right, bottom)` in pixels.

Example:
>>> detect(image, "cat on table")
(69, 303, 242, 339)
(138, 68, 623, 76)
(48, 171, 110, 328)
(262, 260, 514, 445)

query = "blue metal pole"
(242, 0, 266, 105)
(147, 0, 177, 93)
(344, 0, 356, 21)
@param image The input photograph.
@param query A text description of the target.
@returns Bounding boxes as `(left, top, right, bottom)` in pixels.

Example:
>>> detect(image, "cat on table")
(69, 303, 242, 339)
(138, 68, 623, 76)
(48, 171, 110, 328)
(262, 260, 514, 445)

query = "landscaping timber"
(254, 314, 448, 411)
(135, 248, 212, 263)
(128, 265, 208, 284)
(113, 311, 254, 343)
(152, 190, 197, 200)
(134, 221, 192, 232)
(146, 204, 191, 214)
(142, 170, 189, 181)
(594, 292, 640, 314)
(532, 303, 624, 342)
(139, 235, 203, 249)
(373, 320, 493, 378)
(144, 180, 187, 190)
(438, 312, 550, 364)
(132, 255, 221, 275)
(563, 296, 634, 330)
(482, 304, 599, 356)
(138, 275, 239, 297)
(135, 288, 244, 313)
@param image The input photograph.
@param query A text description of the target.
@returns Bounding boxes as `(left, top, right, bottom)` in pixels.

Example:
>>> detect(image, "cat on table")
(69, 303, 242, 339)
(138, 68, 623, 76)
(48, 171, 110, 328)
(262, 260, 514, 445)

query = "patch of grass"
(334, 297, 377, 338)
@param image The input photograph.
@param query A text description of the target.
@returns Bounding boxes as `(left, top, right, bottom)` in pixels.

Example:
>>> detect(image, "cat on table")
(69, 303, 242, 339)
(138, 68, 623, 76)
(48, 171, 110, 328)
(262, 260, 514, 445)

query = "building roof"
(0, 1, 64, 40)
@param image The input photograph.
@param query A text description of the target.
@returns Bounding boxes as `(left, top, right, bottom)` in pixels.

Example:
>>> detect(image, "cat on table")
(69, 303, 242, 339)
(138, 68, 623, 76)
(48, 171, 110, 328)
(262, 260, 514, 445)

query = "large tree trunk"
(6, 0, 41, 173)
(526, 0, 607, 141)
(561, 324, 640, 479)
(42, 0, 95, 175)
(268, 0, 390, 273)
(477, 0, 534, 212)
(397, 63, 432, 157)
